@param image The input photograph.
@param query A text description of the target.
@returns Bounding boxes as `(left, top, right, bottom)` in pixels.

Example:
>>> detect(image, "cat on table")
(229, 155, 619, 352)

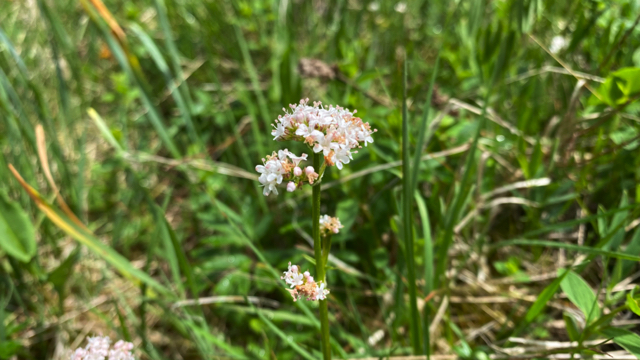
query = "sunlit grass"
(2, 1, 640, 359)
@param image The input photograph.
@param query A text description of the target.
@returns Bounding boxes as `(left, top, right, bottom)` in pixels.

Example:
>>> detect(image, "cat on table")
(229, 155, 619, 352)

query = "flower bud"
(287, 181, 296, 192)
(294, 166, 302, 176)
(305, 166, 315, 175)
(291, 265, 298, 272)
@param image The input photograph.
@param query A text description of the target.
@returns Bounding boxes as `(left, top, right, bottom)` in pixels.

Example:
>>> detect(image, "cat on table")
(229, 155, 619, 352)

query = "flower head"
(281, 263, 329, 301)
(255, 150, 314, 196)
(69, 336, 134, 360)
(319, 215, 343, 236)
(270, 99, 376, 170)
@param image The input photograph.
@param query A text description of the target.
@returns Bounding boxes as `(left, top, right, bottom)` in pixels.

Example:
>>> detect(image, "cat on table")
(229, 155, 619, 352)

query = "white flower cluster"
(281, 262, 329, 301)
(319, 215, 343, 236)
(70, 336, 134, 360)
(271, 98, 376, 169)
(257, 99, 374, 195)
(255, 149, 318, 196)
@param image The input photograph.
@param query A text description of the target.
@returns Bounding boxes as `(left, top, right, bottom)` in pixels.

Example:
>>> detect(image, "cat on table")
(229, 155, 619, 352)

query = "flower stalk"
(313, 152, 332, 360)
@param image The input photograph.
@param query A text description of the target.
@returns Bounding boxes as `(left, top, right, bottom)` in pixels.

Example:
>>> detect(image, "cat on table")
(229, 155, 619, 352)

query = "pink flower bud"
(333, 228, 339, 234)
(305, 166, 315, 175)
(287, 181, 296, 192)
(294, 166, 302, 176)
(291, 265, 298, 272)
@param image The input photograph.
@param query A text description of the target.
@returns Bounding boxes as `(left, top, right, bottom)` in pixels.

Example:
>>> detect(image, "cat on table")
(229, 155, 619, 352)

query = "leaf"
(559, 269, 600, 323)
(524, 269, 569, 323)
(593, 67, 640, 107)
(600, 327, 640, 358)
(0, 190, 36, 262)
(563, 312, 580, 341)
(627, 293, 640, 317)
(613, 68, 640, 96)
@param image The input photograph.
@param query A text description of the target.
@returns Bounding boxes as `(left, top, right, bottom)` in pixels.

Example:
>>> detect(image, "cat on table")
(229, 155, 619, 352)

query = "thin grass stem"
(401, 58, 422, 354)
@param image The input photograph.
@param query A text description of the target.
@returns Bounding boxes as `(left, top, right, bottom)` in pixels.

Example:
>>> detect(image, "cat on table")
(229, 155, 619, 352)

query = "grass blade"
(401, 57, 422, 354)
(80, 0, 181, 158)
(129, 23, 201, 148)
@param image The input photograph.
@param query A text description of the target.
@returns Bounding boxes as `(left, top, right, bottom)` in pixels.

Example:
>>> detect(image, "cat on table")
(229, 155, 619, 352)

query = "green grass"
(2, 0, 640, 359)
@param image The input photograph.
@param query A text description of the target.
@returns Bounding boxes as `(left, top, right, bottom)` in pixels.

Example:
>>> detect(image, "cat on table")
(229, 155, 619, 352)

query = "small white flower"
(316, 282, 329, 300)
(271, 122, 286, 140)
(287, 152, 308, 167)
(312, 131, 338, 156)
(281, 262, 304, 288)
(332, 147, 353, 170)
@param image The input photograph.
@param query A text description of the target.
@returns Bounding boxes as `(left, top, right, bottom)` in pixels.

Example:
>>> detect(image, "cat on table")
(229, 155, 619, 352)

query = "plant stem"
(313, 152, 331, 360)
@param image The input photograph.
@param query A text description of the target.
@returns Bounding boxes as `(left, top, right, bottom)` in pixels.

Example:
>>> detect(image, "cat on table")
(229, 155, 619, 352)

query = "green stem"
(313, 152, 331, 360)
(322, 234, 332, 268)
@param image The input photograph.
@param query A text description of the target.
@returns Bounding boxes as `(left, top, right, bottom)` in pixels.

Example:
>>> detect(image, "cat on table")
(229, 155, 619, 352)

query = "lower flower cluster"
(281, 262, 329, 301)
(255, 149, 319, 196)
(319, 215, 343, 236)
(70, 336, 134, 360)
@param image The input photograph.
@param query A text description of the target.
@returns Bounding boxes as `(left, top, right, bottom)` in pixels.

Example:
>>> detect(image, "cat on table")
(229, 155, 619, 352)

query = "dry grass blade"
(122, 152, 258, 181)
(429, 296, 449, 338)
(504, 65, 605, 84)
(480, 178, 551, 200)
(35, 124, 88, 231)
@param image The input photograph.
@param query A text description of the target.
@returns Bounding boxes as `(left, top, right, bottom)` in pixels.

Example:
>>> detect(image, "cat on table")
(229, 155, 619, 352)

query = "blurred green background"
(2, 0, 640, 359)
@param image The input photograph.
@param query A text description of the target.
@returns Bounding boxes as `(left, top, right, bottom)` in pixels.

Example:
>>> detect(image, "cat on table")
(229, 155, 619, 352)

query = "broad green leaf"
(627, 293, 640, 317)
(613, 68, 640, 96)
(600, 327, 640, 358)
(560, 269, 600, 323)
(593, 67, 640, 107)
(0, 191, 36, 262)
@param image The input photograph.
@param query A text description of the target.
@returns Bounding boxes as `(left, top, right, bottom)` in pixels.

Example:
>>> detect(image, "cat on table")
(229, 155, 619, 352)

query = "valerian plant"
(255, 99, 375, 360)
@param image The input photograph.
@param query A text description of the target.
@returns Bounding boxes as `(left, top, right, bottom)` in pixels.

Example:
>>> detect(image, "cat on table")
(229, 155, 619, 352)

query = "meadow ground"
(2, 1, 640, 359)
